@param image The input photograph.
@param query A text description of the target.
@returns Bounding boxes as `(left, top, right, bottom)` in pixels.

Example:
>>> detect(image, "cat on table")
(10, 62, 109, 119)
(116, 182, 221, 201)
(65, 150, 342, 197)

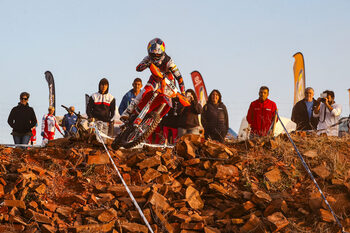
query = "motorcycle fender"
(150, 63, 163, 79)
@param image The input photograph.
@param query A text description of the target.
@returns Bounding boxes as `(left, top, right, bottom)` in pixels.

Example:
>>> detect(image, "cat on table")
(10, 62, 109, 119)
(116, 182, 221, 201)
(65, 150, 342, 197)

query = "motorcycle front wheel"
(111, 112, 161, 150)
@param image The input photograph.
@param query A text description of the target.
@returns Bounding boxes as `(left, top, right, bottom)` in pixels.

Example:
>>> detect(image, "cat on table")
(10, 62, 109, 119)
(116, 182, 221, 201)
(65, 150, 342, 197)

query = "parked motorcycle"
(111, 64, 190, 150)
(61, 105, 91, 140)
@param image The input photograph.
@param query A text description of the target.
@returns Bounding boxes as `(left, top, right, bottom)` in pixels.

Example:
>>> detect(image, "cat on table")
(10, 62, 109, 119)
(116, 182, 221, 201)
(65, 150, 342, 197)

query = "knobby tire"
(112, 112, 161, 150)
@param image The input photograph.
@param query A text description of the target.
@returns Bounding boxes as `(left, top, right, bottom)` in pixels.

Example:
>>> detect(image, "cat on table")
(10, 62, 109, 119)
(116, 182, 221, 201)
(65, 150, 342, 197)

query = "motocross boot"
(120, 99, 139, 122)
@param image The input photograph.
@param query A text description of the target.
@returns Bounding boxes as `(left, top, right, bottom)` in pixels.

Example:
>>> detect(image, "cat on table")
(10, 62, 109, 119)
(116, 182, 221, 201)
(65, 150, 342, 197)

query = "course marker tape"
(92, 123, 154, 233)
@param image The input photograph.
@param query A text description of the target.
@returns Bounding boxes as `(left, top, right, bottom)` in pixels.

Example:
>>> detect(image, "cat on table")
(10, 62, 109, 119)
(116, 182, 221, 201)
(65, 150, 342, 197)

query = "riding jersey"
(41, 114, 62, 140)
(136, 53, 185, 93)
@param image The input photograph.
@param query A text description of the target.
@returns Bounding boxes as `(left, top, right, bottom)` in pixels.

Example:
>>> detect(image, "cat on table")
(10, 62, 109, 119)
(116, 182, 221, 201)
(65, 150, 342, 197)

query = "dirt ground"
(0, 133, 349, 232)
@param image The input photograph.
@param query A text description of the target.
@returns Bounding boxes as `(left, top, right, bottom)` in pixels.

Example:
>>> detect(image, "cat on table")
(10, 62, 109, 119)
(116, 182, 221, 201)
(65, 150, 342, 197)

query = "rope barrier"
(276, 112, 346, 233)
(0, 144, 41, 148)
(92, 123, 154, 233)
(314, 116, 350, 133)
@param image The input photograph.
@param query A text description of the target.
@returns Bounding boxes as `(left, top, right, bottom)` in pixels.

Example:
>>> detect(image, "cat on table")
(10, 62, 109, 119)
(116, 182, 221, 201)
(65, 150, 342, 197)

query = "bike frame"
(132, 64, 190, 127)
(133, 82, 171, 127)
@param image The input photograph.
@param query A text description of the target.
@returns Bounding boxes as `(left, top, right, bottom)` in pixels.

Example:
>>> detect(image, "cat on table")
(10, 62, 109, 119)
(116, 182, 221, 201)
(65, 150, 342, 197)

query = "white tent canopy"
(238, 116, 296, 141)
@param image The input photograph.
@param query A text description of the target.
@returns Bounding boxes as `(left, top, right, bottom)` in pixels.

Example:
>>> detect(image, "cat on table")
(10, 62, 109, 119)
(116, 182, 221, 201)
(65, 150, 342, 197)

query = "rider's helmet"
(147, 38, 165, 62)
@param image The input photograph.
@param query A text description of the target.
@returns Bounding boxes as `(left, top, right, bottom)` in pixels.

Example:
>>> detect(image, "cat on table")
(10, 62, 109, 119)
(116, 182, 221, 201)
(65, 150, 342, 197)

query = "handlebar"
(61, 105, 87, 120)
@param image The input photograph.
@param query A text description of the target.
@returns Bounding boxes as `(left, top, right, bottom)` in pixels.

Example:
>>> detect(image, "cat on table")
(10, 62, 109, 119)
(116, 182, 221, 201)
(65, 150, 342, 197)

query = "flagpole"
(348, 88, 350, 113)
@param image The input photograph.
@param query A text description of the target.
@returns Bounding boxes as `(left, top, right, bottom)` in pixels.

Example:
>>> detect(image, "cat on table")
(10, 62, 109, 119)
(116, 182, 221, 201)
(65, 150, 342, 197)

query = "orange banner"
(293, 52, 306, 105)
(348, 88, 350, 110)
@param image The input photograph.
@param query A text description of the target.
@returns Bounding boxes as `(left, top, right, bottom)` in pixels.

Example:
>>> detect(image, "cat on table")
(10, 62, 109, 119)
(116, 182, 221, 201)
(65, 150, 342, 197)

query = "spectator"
(87, 78, 116, 136)
(178, 89, 202, 138)
(118, 78, 142, 115)
(7, 92, 37, 145)
(41, 106, 63, 146)
(246, 86, 277, 137)
(201, 90, 229, 142)
(62, 106, 78, 137)
(291, 87, 319, 130)
(160, 98, 181, 144)
(29, 122, 38, 145)
(313, 90, 342, 136)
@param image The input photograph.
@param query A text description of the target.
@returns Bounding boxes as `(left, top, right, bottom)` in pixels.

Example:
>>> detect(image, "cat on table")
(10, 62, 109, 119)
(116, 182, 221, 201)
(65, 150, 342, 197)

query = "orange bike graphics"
(150, 63, 163, 79)
(137, 64, 190, 118)
(293, 52, 306, 106)
(112, 63, 190, 150)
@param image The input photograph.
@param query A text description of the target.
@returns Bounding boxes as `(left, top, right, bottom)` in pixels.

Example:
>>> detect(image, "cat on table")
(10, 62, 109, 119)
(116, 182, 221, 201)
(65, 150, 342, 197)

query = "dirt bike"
(111, 64, 190, 150)
(61, 105, 91, 140)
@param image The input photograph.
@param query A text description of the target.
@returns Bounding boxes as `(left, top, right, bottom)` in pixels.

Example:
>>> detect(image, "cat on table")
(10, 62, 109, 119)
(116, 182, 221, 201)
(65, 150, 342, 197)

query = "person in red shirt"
(246, 86, 277, 137)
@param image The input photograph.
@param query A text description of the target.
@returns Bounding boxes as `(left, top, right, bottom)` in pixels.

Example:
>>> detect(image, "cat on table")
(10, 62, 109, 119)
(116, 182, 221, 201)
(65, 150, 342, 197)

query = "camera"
(320, 93, 327, 103)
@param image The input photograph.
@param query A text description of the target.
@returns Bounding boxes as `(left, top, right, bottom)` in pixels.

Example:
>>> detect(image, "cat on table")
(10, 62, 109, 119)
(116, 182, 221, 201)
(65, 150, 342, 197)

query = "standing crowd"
(7, 38, 347, 147)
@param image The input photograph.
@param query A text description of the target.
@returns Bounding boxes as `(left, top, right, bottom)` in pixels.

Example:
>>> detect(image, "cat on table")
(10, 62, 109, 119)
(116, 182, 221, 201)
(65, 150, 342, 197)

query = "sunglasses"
(21, 98, 28, 100)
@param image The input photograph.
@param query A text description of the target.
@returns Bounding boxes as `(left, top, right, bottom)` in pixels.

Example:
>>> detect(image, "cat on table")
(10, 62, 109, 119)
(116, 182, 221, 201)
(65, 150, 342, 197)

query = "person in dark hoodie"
(201, 89, 229, 142)
(8, 92, 37, 145)
(87, 78, 116, 136)
(177, 89, 202, 138)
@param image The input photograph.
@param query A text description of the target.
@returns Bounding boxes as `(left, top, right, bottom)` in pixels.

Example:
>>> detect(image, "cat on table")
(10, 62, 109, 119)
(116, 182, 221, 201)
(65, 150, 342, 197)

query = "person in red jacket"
(246, 86, 277, 137)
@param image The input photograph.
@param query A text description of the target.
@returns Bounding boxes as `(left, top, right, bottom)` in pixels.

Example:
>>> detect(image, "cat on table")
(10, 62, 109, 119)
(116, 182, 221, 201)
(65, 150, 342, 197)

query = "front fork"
(131, 94, 167, 135)
(133, 92, 158, 126)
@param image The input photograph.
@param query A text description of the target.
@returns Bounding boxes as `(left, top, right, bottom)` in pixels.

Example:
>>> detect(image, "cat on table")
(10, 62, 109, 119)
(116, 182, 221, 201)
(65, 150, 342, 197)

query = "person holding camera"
(291, 87, 319, 131)
(313, 90, 342, 136)
(177, 89, 202, 138)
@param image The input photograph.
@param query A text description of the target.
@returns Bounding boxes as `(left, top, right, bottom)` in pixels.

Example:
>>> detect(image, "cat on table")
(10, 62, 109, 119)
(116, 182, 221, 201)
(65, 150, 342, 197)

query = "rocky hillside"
(0, 134, 350, 232)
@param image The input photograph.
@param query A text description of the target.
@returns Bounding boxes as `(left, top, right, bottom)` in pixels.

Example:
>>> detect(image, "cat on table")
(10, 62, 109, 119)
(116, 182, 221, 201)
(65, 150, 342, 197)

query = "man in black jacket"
(291, 87, 319, 130)
(8, 92, 37, 145)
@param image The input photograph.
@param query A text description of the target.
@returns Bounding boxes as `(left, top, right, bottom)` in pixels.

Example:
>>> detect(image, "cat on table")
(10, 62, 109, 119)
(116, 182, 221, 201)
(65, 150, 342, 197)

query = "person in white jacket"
(313, 90, 342, 136)
(41, 106, 63, 146)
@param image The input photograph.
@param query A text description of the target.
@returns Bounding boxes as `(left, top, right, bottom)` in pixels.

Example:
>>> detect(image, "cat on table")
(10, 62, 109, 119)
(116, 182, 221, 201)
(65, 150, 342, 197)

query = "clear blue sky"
(1, 0, 349, 144)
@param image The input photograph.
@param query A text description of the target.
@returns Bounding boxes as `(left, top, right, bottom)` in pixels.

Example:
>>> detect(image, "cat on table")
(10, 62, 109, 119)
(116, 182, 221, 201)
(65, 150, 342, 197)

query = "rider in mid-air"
(120, 38, 186, 121)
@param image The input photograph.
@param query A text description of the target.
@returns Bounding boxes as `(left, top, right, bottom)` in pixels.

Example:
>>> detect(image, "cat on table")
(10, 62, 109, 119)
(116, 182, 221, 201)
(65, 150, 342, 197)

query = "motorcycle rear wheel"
(111, 112, 161, 150)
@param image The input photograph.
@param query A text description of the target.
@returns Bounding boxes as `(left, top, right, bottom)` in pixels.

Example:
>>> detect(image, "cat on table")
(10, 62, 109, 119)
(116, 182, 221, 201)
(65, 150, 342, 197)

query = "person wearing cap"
(8, 92, 37, 145)
(87, 78, 116, 136)
(41, 106, 63, 146)
(62, 106, 78, 137)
